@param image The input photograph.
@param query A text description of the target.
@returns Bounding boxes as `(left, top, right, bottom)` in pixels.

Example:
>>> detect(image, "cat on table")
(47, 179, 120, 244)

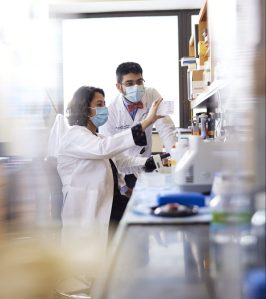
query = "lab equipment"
(174, 136, 225, 193)
(156, 192, 205, 207)
(151, 203, 198, 217)
(149, 153, 170, 173)
(145, 192, 205, 218)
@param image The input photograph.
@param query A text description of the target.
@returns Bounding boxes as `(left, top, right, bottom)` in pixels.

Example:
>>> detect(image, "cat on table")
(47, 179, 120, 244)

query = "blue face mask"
(125, 85, 145, 103)
(89, 107, 108, 127)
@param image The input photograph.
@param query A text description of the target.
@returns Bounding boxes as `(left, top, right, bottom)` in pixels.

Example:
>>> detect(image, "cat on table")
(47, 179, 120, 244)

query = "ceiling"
(49, 0, 204, 15)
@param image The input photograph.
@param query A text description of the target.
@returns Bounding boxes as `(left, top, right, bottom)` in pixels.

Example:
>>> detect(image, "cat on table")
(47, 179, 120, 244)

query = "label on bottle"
(212, 211, 252, 224)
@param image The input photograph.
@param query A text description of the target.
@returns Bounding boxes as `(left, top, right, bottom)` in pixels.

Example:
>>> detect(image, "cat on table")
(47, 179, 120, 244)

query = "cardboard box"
(191, 70, 204, 81)
(198, 41, 208, 57)
(188, 63, 197, 70)
(189, 70, 204, 97)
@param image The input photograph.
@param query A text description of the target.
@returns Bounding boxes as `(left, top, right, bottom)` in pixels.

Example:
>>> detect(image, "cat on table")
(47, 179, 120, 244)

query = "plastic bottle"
(209, 172, 254, 299)
(161, 145, 170, 167)
(170, 140, 188, 178)
(192, 118, 200, 136)
(207, 112, 216, 139)
(170, 144, 176, 171)
(200, 113, 208, 139)
(241, 191, 266, 299)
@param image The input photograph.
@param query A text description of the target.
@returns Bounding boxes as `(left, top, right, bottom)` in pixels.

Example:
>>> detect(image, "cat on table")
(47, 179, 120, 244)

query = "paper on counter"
(157, 100, 174, 115)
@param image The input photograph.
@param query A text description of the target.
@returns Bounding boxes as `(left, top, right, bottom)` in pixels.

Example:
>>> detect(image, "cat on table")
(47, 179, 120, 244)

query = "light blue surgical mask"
(89, 107, 108, 127)
(125, 85, 145, 103)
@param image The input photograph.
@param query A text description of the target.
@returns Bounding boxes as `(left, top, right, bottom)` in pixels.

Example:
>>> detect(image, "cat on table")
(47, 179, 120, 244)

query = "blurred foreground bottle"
(209, 172, 254, 299)
(241, 191, 266, 299)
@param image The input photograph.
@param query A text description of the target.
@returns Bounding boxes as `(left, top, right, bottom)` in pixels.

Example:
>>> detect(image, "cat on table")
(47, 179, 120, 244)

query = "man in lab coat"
(100, 62, 176, 193)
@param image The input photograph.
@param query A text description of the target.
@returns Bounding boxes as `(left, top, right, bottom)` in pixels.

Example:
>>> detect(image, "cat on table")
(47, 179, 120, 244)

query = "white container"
(170, 140, 188, 177)
(173, 136, 225, 193)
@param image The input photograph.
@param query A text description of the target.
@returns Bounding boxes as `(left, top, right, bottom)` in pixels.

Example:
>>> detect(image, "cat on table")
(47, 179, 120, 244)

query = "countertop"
(93, 172, 214, 299)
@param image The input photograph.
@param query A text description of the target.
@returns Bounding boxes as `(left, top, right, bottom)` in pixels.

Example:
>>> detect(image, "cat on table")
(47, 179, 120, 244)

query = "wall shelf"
(190, 80, 226, 109)
(199, 0, 207, 22)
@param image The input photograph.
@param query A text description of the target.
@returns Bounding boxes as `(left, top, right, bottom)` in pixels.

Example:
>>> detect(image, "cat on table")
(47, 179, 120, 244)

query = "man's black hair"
(116, 62, 143, 83)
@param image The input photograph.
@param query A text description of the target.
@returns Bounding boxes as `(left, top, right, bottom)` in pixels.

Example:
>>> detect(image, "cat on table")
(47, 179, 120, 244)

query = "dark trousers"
(108, 193, 130, 243)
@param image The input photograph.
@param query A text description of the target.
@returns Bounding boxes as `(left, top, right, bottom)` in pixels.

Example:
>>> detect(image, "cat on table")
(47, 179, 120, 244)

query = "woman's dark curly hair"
(67, 86, 105, 126)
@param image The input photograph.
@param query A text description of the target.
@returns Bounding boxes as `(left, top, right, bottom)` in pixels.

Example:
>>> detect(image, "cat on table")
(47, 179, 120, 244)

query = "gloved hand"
(143, 153, 170, 172)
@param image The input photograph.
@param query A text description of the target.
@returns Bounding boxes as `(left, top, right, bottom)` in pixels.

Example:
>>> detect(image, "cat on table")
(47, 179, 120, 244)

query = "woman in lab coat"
(57, 86, 163, 252)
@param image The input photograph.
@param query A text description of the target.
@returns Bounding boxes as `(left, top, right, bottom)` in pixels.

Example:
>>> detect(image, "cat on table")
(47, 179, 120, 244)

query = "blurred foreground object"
(47, 114, 70, 158)
(0, 237, 66, 299)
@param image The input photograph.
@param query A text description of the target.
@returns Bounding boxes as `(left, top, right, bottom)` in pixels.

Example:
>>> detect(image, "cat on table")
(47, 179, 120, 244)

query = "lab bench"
(93, 172, 214, 299)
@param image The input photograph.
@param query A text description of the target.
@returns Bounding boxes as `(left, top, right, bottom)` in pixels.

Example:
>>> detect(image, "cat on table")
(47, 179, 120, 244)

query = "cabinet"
(188, 0, 209, 71)
(187, 0, 224, 112)
(198, 0, 208, 67)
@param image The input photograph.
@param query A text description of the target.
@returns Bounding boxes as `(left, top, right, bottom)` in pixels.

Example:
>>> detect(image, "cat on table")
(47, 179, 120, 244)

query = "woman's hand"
(141, 98, 164, 130)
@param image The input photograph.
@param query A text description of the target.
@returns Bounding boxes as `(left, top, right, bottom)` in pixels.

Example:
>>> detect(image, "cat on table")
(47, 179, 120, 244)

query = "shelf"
(188, 0, 219, 111)
(199, 0, 207, 22)
(204, 47, 209, 58)
(190, 80, 226, 109)
(189, 35, 195, 57)
(189, 35, 194, 46)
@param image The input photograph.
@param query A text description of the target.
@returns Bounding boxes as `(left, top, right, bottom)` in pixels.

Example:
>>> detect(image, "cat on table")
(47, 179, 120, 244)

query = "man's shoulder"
(108, 94, 124, 109)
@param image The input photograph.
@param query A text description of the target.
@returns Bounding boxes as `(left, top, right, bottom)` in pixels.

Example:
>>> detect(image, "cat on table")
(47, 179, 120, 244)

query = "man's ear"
(116, 82, 123, 93)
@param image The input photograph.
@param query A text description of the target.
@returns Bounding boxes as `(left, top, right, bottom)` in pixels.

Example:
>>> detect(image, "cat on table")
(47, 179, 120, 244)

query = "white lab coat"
(57, 125, 146, 250)
(99, 87, 176, 160)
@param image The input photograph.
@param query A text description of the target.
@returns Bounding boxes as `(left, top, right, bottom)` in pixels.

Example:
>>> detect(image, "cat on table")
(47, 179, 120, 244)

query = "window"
(62, 15, 180, 126)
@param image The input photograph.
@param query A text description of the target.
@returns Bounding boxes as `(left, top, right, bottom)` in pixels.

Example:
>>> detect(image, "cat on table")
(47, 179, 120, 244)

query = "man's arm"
(155, 116, 177, 152)
(150, 88, 177, 152)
